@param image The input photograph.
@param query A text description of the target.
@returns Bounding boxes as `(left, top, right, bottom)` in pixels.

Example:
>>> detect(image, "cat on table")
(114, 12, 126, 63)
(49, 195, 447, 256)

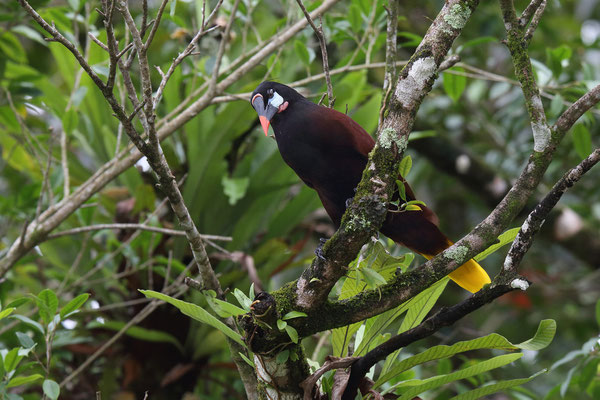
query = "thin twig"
(46, 223, 232, 240)
(295, 0, 334, 107)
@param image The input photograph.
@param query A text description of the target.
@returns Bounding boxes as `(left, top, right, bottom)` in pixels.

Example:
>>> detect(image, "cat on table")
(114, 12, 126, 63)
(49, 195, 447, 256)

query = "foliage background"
(0, 0, 598, 398)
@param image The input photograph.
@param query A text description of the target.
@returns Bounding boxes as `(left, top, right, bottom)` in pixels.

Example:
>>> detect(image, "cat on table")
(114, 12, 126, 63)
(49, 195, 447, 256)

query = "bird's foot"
(315, 237, 328, 261)
(345, 197, 354, 208)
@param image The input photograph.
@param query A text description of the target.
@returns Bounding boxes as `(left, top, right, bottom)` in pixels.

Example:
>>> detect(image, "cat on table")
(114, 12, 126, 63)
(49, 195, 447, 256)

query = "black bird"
(250, 81, 490, 292)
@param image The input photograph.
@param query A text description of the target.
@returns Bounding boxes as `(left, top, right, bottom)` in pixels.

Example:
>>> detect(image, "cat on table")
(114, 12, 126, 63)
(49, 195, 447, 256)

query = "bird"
(250, 81, 490, 293)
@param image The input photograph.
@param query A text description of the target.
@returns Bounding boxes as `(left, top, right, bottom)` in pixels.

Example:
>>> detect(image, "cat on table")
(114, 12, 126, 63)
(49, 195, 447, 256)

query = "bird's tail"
(421, 240, 491, 293)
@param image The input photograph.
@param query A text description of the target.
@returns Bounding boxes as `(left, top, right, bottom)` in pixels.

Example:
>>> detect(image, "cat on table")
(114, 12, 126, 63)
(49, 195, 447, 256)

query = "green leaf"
(360, 267, 387, 288)
(0, 307, 15, 320)
(6, 374, 44, 388)
(546, 44, 572, 77)
(398, 156, 412, 178)
(282, 311, 307, 320)
(62, 108, 79, 134)
(515, 319, 556, 351)
(87, 320, 184, 352)
(376, 319, 556, 387)
(276, 349, 289, 364)
(9, 314, 45, 335)
(60, 293, 89, 319)
(348, 4, 362, 32)
(443, 67, 467, 103)
(139, 290, 244, 346)
(0, 32, 27, 63)
(450, 370, 547, 400)
(3, 348, 22, 372)
(43, 379, 60, 400)
(294, 40, 310, 67)
(221, 176, 250, 205)
(285, 325, 299, 343)
(572, 124, 592, 160)
(37, 289, 59, 324)
(210, 297, 247, 317)
(15, 332, 35, 349)
(405, 204, 422, 211)
(474, 227, 520, 262)
(6, 298, 31, 309)
(397, 180, 406, 202)
(393, 353, 523, 399)
(239, 352, 254, 368)
(232, 288, 252, 311)
(277, 319, 287, 330)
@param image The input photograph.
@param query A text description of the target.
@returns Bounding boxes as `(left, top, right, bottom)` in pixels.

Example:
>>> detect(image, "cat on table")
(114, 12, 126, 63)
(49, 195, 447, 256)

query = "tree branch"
(295, 0, 335, 107)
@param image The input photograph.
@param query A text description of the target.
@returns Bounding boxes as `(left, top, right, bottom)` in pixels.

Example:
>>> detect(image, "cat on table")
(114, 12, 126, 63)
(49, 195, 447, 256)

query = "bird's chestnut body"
(251, 81, 490, 292)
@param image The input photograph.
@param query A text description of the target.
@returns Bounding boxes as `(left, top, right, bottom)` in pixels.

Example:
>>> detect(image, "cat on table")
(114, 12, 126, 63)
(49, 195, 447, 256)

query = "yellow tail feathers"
(422, 253, 491, 293)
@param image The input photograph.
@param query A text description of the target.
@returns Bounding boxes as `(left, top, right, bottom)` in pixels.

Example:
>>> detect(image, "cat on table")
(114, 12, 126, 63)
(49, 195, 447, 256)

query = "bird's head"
(250, 81, 303, 136)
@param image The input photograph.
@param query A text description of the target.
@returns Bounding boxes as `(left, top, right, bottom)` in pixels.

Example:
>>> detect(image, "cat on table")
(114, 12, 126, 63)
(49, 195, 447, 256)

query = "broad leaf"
(139, 290, 244, 346)
(450, 370, 547, 400)
(474, 228, 520, 262)
(60, 293, 90, 319)
(392, 353, 523, 399)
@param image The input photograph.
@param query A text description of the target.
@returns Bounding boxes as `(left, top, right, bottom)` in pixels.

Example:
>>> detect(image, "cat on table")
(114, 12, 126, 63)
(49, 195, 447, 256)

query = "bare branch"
(46, 223, 232, 241)
(209, 0, 240, 93)
(17, 0, 106, 90)
(503, 148, 600, 274)
(524, 0, 546, 43)
(143, 0, 169, 50)
(295, 0, 334, 107)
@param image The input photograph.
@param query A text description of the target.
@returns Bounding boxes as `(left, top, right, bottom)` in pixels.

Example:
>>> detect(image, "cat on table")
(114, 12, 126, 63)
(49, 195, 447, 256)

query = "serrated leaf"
(6, 374, 44, 388)
(277, 320, 287, 330)
(443, 67, 467, 103)
(572, 124, 592, 160)
(294, 40, 310, 66)
(139, 290, 244, 346)
(43, 379, 60, 400)
(474, 227, 520, 262)
(15, 332, 35, 349)
(450, 370, 547, 400)
(60, 293, 89, 319)
(285, 325, 299, 343)
(393, 353, 523, 399)
(282, 311, 307, 320)
(398, 156, 412, 178)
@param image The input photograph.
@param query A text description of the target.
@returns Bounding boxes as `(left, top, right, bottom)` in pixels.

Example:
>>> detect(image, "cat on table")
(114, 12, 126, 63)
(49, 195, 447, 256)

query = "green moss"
(272, 280, 298, 316)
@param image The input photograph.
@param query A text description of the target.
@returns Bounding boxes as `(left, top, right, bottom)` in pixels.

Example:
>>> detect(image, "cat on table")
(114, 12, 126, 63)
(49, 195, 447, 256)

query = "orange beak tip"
(259, 116, 270, 136)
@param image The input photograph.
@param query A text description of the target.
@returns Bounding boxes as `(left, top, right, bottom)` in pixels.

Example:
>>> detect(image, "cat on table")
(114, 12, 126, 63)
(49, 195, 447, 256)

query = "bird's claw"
(345, 197, 353, 208)
(315, 238, 328, 261)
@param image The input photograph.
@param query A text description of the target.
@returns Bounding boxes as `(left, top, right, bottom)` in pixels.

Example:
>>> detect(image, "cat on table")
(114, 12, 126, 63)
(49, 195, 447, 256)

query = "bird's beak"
(252, 96, 278, 136)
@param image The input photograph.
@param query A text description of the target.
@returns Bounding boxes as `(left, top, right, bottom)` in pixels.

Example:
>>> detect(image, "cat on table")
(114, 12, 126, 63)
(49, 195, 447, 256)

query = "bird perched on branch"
(250, 81, 490, 293)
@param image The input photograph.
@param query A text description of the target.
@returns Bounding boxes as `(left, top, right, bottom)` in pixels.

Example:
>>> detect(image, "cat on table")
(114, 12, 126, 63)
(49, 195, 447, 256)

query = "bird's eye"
(267, 89, 274, 97)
